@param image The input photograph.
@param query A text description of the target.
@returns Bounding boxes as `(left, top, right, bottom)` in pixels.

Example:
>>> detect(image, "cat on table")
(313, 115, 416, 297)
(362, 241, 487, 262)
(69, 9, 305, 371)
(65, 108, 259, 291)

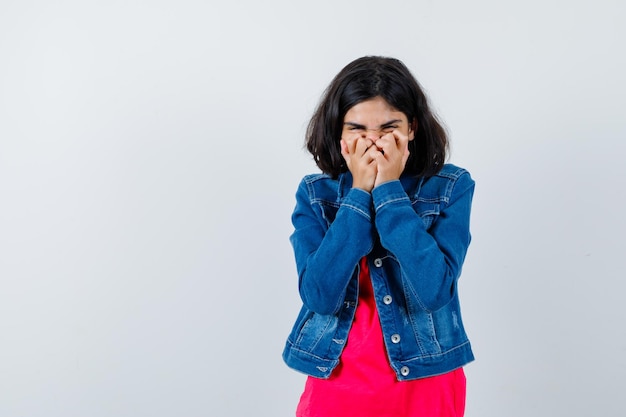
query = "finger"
(367, 146, 384, 161)
(381, 131, 410, 156)
(401, 146, 410, 167)
(392, 129, 409, 149)
(391, 129, 410, 157)
(340, 139, 349, 158)
(340, 139, 357, 169)
(354, 138, 374, 156)
(343, 135, 359, 153)
(375, 134, 397, 157)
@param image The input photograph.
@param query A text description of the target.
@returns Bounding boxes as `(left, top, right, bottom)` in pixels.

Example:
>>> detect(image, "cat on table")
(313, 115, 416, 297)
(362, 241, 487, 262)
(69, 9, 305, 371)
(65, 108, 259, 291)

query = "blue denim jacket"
(282, 164, 475, 381)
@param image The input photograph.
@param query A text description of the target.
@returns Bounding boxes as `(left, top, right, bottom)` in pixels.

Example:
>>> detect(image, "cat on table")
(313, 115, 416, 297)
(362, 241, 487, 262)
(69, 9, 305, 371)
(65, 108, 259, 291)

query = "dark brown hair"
(306, 56, 448, 178)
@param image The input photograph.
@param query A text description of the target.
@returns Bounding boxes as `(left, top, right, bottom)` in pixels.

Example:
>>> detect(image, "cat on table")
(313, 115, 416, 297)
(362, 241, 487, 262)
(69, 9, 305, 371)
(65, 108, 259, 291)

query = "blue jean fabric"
(283, 164, 475, 381)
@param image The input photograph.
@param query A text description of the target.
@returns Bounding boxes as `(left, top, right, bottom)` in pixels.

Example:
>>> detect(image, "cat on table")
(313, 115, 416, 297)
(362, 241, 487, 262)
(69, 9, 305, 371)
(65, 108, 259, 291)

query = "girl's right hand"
(340, 136, 381, 192)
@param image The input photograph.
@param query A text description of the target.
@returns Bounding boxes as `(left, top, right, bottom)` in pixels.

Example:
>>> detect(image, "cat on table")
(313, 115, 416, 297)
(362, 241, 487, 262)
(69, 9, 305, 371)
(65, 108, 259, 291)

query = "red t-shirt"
(296, 258, 466, 417)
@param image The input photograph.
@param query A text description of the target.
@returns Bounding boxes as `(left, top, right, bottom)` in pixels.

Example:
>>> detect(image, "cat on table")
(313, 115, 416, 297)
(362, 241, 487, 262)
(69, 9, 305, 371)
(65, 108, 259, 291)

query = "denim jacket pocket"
(316, 200, 341, 228)
(294, 312, 339, 352)
(411, 199, 442, 229)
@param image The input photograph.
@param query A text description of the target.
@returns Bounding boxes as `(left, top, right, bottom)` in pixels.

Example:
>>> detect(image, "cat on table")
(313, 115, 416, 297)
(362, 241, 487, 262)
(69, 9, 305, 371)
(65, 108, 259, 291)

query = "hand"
(340, 136, 382, 192)
(373, 130, 410, 188)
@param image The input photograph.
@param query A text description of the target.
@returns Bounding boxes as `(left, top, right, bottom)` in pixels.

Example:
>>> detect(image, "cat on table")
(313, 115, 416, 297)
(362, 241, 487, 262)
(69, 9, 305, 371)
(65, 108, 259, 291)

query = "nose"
(362, 129, 381, 141)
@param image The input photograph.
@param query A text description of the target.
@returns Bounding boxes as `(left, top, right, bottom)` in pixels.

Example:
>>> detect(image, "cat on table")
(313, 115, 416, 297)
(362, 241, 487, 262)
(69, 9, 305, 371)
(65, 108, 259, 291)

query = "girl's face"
(341, 96, 415, 145)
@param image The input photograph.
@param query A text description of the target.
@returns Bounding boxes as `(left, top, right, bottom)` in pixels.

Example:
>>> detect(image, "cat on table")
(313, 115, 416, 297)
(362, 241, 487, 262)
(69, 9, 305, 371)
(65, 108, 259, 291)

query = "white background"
(1, 1, 625, 416)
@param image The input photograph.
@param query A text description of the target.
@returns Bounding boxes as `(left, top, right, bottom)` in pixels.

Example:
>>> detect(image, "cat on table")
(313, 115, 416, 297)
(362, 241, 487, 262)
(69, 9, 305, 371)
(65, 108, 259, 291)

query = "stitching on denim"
(303, 173, 331, 185)
(287, 338, 471, 364)
(403, 280, 427, 353)
(401, 340, 472, 361)
(342, 203, 371, 220)
(444, 176, 456, 202)
(287, 344, 338, 362)
(375, 196, 410, 211)
(413, 165, 467, 208)
(436, 165, 465, 181)
(371, 269, 406, 359)
(413, 196, 447, 204)
(441, 167, 467, 206)
(310, 198, 340, 208)
(309, 315, 335, 353)
(405, 278, 429, 311)
(426, 312, 442, 353)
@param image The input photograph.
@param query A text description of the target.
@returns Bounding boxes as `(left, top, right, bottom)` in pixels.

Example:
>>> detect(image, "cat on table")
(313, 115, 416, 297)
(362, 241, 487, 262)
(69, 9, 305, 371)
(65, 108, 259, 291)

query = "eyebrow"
(380, 120, 403, 128)
(343, 119, 403, 129)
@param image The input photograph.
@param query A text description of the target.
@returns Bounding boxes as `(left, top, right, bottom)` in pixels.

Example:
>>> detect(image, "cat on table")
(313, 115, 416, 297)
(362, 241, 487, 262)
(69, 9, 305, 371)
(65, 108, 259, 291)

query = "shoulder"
(434, 164, 472, 181)
(300, 173, 333, 185)
(418, 164, 474, 205)
(429, 164, 473, 187)
(296, 172, 351, 202)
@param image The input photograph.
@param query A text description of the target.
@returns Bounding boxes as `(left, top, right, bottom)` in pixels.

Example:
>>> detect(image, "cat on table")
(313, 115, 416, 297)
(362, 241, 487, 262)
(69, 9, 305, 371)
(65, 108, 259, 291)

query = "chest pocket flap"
(412, 199, 442, 230)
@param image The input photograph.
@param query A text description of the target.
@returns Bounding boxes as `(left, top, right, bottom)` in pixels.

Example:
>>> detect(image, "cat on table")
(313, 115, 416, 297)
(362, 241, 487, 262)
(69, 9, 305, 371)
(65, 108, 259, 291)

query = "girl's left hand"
(373, 130, 410, 187)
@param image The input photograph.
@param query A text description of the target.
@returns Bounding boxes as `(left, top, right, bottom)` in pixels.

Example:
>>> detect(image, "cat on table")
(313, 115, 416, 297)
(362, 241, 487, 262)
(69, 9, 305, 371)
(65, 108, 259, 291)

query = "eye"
(382, 125, 398, 132)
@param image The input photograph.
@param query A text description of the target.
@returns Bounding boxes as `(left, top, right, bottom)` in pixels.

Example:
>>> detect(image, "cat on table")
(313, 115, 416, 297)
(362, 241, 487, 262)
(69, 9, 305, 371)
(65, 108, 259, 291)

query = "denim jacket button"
(391, 334, 401, 343)
(400, 366, 410, 376)
(374, 258, 383, 267)
(383, 295, 393, 305)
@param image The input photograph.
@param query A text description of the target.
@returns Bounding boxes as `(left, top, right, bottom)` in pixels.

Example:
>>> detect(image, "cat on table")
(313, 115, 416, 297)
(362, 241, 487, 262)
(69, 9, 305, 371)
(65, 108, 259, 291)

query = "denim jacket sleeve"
(371, 171, 475, 312)
(290, 178, 375, 315)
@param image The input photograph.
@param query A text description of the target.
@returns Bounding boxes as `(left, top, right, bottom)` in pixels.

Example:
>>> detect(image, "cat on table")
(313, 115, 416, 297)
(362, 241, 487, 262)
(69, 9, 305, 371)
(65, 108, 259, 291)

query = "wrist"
(352, 184, 372, 193)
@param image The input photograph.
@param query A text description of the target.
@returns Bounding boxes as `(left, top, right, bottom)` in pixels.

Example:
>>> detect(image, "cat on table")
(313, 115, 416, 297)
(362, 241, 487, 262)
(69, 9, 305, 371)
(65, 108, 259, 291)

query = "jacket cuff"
(342, 187, 374, 220)
(371, 180, 410, 212)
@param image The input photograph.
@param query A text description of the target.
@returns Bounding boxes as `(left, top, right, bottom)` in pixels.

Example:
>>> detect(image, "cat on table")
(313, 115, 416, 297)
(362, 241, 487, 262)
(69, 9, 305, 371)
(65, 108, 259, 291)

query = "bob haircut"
(306, 56, 448, 178)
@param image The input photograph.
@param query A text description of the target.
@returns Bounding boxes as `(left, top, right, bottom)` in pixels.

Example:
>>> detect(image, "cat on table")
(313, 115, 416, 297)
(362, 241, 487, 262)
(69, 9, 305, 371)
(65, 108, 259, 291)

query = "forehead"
(343, 97, 407, 123)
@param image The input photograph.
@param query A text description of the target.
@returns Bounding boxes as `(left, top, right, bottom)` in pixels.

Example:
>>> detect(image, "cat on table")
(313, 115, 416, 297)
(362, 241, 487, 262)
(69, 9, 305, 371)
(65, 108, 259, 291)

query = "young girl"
(283, 56, 475, 417)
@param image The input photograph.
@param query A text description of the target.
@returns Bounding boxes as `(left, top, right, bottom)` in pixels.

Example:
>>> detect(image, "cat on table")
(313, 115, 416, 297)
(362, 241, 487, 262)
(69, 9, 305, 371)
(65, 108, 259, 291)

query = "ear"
(408, 119, 417, 141)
